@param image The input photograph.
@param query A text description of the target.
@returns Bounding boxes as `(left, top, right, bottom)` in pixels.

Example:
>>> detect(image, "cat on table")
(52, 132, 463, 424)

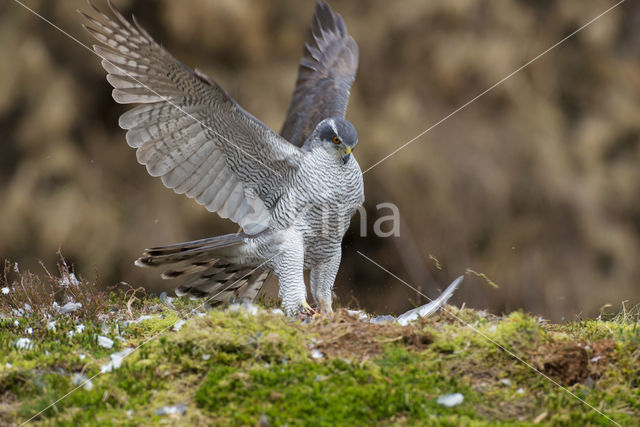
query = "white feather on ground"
(396, 275, 463, 325)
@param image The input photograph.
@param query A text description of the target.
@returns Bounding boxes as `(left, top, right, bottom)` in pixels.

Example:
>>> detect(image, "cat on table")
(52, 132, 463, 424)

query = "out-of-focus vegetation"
(1, 0, 640, 320)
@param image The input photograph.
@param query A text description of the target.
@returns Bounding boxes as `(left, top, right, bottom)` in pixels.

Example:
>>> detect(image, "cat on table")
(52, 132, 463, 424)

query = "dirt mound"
(541, 344, 589, 386)
(539, 339, 616, 385)
(299, 309, 432, 360)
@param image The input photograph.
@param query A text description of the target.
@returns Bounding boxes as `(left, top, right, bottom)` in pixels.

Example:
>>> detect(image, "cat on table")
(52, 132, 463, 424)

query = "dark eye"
(333, 136, 341, 144)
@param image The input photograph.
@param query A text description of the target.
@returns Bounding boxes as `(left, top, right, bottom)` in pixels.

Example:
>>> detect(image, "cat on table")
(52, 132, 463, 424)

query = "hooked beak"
(340, 146, 352, 164)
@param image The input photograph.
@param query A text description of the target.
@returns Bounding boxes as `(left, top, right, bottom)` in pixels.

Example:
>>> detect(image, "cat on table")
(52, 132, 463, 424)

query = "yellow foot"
(299, 301, 323, 320)
(301, 300, 314, 313)
(319, 300, 334, 316)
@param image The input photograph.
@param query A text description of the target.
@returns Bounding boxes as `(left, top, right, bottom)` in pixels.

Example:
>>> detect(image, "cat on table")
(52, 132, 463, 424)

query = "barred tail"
(135, 233, 270, 304)
(134, 233, 246, 267)
(174, 261, 270, 303)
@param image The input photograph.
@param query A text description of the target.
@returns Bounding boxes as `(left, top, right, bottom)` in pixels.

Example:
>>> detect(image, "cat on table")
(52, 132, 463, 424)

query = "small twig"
(126, 287, 146, 319)
(375, 336, 405, 343)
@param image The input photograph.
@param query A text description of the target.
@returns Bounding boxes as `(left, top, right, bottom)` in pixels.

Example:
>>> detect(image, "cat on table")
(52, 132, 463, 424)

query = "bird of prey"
(81, 1, 362, 315)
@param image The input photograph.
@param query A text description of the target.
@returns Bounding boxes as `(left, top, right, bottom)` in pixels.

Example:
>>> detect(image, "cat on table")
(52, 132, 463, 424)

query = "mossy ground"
(1, 264, 639, 426)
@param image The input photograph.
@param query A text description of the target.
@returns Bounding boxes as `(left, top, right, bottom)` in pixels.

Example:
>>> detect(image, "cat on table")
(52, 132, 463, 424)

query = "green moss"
(1, 299, 638, 426)
(195, 348, 480, 426)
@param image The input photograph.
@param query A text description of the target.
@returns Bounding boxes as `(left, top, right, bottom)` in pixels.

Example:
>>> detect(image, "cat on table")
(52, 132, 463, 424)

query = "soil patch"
(541, 344, 589, 385)
(538, 339, 616, 385)
(300, 310, 433, 360)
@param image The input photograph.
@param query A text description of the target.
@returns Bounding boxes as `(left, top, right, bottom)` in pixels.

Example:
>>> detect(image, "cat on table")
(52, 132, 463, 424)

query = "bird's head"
(315, 118, 358, 164)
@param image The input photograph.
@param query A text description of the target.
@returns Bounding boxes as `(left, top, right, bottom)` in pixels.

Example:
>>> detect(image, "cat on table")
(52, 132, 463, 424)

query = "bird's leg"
(277, 271, 308, 316)
(272, 230, 309, 316)
(310, 252, 341, 315)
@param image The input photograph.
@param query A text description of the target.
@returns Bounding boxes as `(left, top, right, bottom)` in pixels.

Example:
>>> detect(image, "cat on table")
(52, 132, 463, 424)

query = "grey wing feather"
(81, 1, 303, 235)
(280, 1, 359, 147)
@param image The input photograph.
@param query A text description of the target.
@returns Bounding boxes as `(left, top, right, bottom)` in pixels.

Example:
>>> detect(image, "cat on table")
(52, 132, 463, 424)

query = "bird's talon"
(298, 300, 322, 319)
(319, 299, 334, 316)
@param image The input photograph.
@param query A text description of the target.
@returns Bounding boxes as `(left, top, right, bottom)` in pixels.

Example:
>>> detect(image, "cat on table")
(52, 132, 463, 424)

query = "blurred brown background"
(1, 0, 639, 321)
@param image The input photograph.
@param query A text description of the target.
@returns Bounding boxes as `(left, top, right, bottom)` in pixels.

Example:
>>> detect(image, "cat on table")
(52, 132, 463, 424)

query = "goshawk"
(82, 1, 362, 315)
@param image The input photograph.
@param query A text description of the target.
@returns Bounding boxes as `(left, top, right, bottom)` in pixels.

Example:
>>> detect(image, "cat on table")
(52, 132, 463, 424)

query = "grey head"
(313, 118, 358, 164)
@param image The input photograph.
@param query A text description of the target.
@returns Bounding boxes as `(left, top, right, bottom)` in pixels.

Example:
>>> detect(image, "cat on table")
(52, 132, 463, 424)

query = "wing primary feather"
(280, 1, 358, 147)
(82, 0, 304, 235)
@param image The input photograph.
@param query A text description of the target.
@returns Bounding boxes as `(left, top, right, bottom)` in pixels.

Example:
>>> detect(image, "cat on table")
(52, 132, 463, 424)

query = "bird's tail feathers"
(175, 264, 269, 303)
(135, 233, 270, 304)
(135, 233, 246, 267)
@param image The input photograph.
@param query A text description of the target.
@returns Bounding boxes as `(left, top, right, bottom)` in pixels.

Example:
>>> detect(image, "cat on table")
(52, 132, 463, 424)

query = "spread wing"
(280, 1, 359, 147)
(81, 1, 303, 235)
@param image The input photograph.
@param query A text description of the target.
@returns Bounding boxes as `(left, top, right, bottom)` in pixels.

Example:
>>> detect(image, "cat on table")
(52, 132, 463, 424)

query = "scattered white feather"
(230, 302, 260, 316)
(5, 362, 12, 369)
(437, 393, 464, 407)
(97, 335, 114, 349)
(201, 354, 211, 361)
(243, 302, 259, 315)
(79, 354, 86, 360)
(100, 347, 134, 373)
(517, 387, 525, 394)
(347, 310, 369, 321)
(76, 324, 85, 334)
(1, 287, 9, 295)
(59, 273, 80, 288)
(73, 373, 94, 391)
(173, 319, 186, 331)
(13, 262, 19, 273)
(110, 347, 135, 368)
(47, 321, 57, 331)
(60, 302, 82, 314)
(24, 303, 32, 312)
(156, 403, 187, 416)
(396, 311, 418, 326)
(500, 379, 512, 386)
(311, 349, 324, 359)
(15, 338, 33, 350)
(369, 315, 396, 324)
(26, 327, 33, 335)
(159, 292, 175, 306)
(397, 276, 463, 326)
